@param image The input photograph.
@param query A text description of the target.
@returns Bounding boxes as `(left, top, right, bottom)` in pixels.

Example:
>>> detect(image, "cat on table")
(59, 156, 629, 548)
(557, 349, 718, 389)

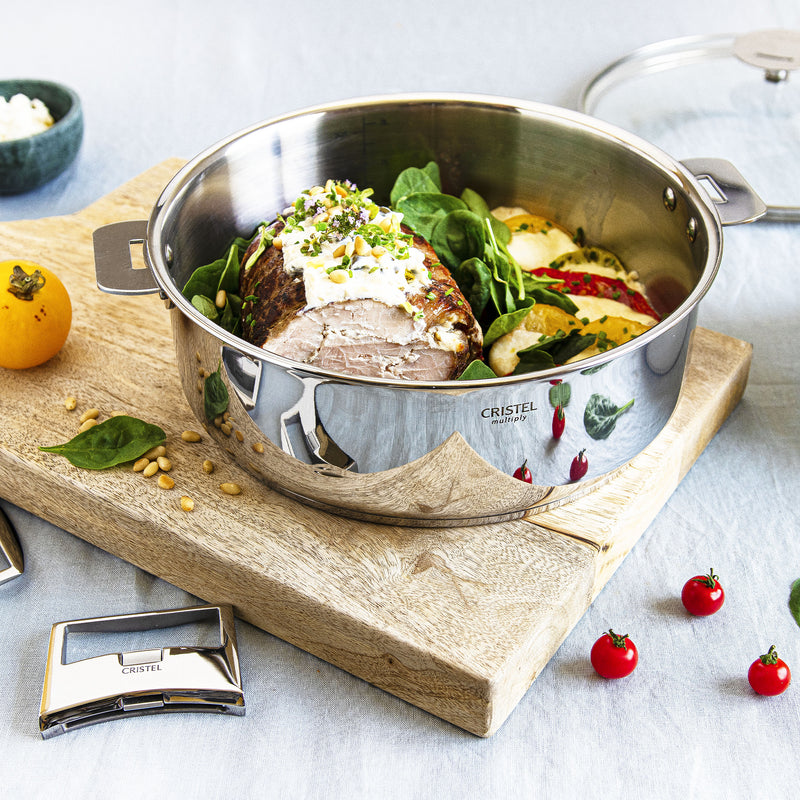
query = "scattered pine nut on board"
(0, 161, 752, 736)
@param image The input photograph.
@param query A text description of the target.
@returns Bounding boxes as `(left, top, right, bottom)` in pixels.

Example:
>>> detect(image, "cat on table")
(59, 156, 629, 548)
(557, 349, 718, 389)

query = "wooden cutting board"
(0, 161, 752, 737)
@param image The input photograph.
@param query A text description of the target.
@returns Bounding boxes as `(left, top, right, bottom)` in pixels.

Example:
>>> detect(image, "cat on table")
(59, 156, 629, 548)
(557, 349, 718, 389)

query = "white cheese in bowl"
(0, 93, 54, 142)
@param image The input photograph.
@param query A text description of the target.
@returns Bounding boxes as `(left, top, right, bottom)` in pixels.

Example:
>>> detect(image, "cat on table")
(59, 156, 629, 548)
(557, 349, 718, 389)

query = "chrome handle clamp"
(0, 506, 24, 585)
(39, 604, 245, 738)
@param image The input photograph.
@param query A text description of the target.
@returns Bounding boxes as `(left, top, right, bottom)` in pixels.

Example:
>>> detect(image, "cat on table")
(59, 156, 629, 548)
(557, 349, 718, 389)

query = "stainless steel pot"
(93, 94, 764, 526)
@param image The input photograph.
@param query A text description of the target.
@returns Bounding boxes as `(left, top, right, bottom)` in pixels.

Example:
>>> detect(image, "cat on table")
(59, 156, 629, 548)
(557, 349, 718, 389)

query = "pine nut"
(220, 422, 232, 436)
(79, 418, 98, 433)
(143, 445, 166, 460)
(220, 482, 242, 496)
(196, 379, 203, 393)
(272, 236, 283, 250)
(379, 216, 392, 233)
(157, 456, 172, 472)
(157, 474, 175, 490)
(143, 461, 159, 478)
(202, 459, 215, 474)
(215, 289, 227, 309)
(344, 241, 355, 258)
(234, 430, 244, 442)
(133, 457, 150, 472)
(328, 269, 348, 284)
(213, 416, 223, 428)
(371, 245, 387, 258)
(354, 235, 371, 256)
(65, 396, 77, 411)
(252, 441, 264, 453)
(334, 184, 347, 197)
(180, 495, 195, 512)
(333, 243, 346, 258)
(181, 430, 202, 442)
(79, 408, 100, 424)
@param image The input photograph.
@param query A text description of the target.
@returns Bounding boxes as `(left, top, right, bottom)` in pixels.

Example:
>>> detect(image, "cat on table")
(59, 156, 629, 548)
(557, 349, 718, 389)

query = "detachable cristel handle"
(93, 220, 160, 295)
(0, 506, 23, 586)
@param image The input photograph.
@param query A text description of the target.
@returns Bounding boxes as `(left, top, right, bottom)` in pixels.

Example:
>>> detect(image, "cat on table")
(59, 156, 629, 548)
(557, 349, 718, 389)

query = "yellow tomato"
(0, 259, 72, 369)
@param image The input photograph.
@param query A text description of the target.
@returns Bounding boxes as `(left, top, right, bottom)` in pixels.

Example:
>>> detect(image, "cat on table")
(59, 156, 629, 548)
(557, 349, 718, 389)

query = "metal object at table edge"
(579, 28, 800, 223)
(39, 603, 245, 739)
(0, 505, 23, 585)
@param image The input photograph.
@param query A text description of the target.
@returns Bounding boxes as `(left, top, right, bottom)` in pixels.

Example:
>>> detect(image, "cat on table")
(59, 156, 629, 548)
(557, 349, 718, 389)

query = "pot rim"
(147, 91, 723, 390)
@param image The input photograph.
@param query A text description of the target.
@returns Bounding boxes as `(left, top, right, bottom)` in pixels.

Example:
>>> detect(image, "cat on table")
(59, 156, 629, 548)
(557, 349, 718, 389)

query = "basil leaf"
(39, 416, 165, 470)
(529, 286, 579, 315)
(457, 359, 498, 380)
(789, 579, 800, 629)
(396, 193, 466, 242)
(483, 306, 532, 348)
(549, 382, 571, 408)
(204, 362, 230, 420)
(583, 393, 634, 440)
(390, 164, 442, 206)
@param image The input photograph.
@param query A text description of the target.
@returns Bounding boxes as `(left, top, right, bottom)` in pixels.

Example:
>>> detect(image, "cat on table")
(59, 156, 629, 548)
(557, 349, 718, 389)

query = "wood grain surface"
(0, 162, 752, 736)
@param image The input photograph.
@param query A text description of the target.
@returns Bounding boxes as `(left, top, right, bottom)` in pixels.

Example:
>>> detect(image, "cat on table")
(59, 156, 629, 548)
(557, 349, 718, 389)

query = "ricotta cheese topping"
(0, 93, 54, 142)
(268, 180, 431, 314)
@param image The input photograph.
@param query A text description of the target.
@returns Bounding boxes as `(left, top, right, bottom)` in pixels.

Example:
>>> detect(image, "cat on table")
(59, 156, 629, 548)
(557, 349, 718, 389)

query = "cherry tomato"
(0, 259, 72, 369)
(513, 460, 532, 483)
(681, 568, 725, 616)
(590, 629, 638, 679)
(748, 645, 791, 696)
(570, 449, 588, 482)
(552, 405, 565, 439)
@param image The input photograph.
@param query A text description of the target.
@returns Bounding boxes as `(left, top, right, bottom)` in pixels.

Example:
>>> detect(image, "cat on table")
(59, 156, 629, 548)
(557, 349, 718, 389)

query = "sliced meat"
(239, 225, 482, 381)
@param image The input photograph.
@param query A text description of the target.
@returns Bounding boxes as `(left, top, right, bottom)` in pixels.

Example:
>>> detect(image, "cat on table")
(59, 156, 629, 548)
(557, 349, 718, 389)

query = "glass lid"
(579, 29, 800, 222)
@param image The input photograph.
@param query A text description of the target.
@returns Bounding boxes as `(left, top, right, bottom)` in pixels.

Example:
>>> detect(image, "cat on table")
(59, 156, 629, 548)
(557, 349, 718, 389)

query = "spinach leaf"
(396, 193, 466, 242)
(216, 243, 241, 295)
(204, 361, 230, 421)
(789, 579, 800, 629)
(182, 256, 229, 302)
(191, 294, 219, 321)
(512, 331, 596, 375)
(483, 306, 533, 348)
(431, 209, 486, 271)
(457, 359, 498, 381)
(39, 416, 166, 470)
(549, 382, 571, 408)
(583, 393, 634, 440)
(460, 188, 511, 247)
(390, 163, 442, 206)
(457, 257, 493, 319)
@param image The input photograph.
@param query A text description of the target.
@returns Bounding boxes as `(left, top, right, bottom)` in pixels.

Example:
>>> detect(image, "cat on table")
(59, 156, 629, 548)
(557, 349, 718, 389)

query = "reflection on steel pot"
(93, 94, 765, 526)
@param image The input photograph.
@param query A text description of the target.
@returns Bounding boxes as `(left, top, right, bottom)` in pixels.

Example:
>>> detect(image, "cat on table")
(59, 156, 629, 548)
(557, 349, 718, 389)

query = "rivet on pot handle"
(681, 158, 767, 226)
(93, 220, 160, 295)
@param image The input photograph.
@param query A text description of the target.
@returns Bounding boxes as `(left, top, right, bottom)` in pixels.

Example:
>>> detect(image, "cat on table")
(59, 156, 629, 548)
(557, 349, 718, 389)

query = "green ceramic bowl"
(0, 79, 83, 195)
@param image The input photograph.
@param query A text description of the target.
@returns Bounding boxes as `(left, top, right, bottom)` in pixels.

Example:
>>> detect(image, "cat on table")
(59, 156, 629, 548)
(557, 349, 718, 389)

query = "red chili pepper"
(570, 449, 588, 481)
(513, 459, 532, 483)
(531, 267, 660, 320)
(552, 405, 565, 439)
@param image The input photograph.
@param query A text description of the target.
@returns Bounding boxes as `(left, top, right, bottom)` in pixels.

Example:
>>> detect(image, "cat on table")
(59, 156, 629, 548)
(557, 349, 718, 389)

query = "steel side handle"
(93, 220, 160, 295)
